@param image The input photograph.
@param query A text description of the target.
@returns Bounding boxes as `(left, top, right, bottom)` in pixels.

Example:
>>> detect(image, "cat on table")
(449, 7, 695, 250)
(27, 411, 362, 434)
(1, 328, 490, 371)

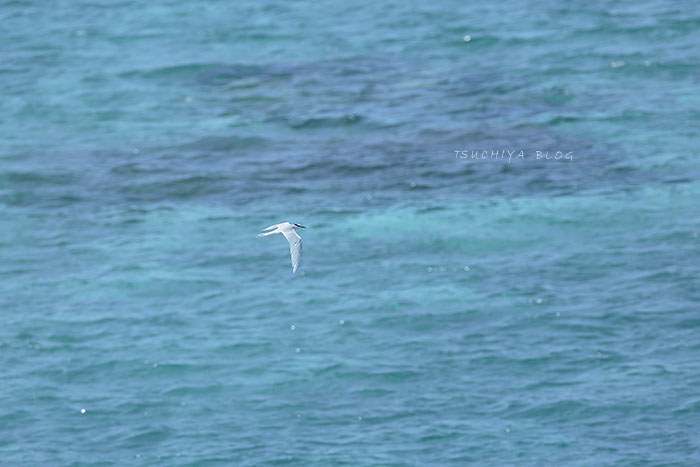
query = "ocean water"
(2, 0, 699, 465)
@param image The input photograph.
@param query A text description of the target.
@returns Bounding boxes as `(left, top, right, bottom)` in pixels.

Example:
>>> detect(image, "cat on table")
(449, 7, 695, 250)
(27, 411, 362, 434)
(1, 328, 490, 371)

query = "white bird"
(257, 222, 306, 274)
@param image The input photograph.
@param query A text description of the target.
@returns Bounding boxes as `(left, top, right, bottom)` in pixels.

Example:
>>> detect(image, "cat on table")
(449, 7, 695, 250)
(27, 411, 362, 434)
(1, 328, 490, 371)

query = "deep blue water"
(2, 1, 699, 465)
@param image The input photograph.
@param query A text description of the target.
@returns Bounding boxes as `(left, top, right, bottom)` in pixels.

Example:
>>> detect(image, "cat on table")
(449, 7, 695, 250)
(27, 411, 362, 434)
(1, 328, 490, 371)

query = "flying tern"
(257, 222, 306, 274)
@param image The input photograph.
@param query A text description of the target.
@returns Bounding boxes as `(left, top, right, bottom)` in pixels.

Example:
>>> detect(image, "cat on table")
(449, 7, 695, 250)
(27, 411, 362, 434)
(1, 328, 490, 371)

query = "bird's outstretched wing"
(281, 229, 302, 274)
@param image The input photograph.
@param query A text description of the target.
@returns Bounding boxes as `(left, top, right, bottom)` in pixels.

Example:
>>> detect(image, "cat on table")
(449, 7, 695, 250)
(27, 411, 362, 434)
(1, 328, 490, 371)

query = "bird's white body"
(257, 222, 305, 274)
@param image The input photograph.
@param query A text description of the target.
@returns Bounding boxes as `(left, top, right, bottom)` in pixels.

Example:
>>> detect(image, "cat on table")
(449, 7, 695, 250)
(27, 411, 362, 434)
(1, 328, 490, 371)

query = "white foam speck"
(610, 60, 625, 68)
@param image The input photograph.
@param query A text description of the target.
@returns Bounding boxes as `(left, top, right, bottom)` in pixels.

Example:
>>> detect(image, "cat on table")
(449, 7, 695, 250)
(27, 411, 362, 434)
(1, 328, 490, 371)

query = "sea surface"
(2, 1, 699, 465)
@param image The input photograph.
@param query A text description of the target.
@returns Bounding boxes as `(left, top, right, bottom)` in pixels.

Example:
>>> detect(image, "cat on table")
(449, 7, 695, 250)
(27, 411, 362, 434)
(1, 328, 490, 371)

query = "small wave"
(121, 62, 292, 87)
(120, 174, 233, 200)
(175, 135, 268, 152)
(0, 171, 80, 186)
(286, 114, 365, 130)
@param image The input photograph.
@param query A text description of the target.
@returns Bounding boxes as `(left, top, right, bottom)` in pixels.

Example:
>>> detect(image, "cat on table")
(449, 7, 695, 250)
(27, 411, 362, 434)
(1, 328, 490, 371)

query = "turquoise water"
(2, 1, 699, 465)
